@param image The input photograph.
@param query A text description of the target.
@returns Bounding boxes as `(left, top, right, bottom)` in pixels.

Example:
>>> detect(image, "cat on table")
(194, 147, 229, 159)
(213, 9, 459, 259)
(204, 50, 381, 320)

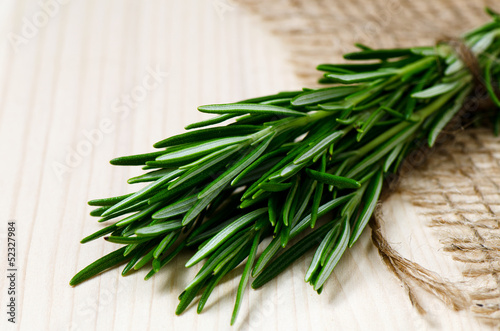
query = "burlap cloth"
(239, 0, 500, 326)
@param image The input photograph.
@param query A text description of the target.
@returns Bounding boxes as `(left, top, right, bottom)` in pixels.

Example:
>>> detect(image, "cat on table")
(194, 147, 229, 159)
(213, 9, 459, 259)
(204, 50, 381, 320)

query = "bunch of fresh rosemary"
(71, 9, 500, 324)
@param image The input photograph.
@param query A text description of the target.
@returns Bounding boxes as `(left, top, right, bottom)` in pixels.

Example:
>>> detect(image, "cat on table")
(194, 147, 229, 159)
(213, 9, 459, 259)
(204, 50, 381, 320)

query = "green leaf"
(234, 114, 274, 125)
(412, 81, 461, 99)
(267, 196, 279, 227)
(120, 218, 153, 237)
(135, 221, 183, 236)
(349, 170, 384, 246)
(317, 101, 352, 111)
(231, 146, 291, 186)
(358, 87, 406, 141)
(178, 143, 242, 170)
(155, 136, 250, 163)
(383, 143, 404, 172)
(464, 20, 499, 41)
(410, 46, 439, 57)
(404, 69, 433, 117)
(485, 7, 500, 20)
(252, 223, 331, 289)
(279, 224, 291, 249)
(318, 221, 342, 265)
(198, 134, 274, 199)
(70, 247, 130, 286)
(313, 219, 350, 290)
(259, 98, 291, 105)
(398, 56, 436, 81)
(123, 243, 138, 256)
(185, 208, 267, 267)
(198, 103, 306, 117)
(89, 206, 109, 217)
(101, 169, 184, 217)
(98, 200, 150, 223)
(428, 87, 471, 146)
(258, 182, 292, 192)
(152, 194, 198, 220)
(305, 222, 341, 282)
(171, 146, 242, 190)
(146, 185, 188, 207)
(282, 177, 299, 227)
(291, 194, 354, 237)
(153, 231, 179, 259)
(294, 131, 344, 164)
(116, 202, 162, 227)
(88, 193, 133, 206)
(80, 223, 118, 243)
(485, 52, 500, 108)
(276, 160, 307, 180)
(231, 231, 262, 325)
(133, 248, 156, 271)
(343, 48, 413, 60)
(241, 142, 309, 200)
(182, 185, 226, 226)
(212, 237, 252, 275)
(380, 106, 405, 120)
(122, 244, 151, 275)
(185, 114, 238, 130)
(185, 233, 251, 291)
(127, 169, 173, 184)
(196, 242, 250, 314)
(346, 123, 419, 178)
(326, 70, 397, 83)
(186, 214, 239, 246)
(176, 279, 207, 315)
(317, 63, 381, 73)
(291, 86, 360, 106)
(310, 155, 326, 228)
(145, 242, 185, 280)
(105, 236, 151, 244)
(471, 29, 499, 54)
(237, 91, 302, 104)
(306, 169, 361, 189)
(110, 151, 166, 166)
(252, 237, 281, 277)
(154, 125, 259, 148)
(291, 178, 316, 227)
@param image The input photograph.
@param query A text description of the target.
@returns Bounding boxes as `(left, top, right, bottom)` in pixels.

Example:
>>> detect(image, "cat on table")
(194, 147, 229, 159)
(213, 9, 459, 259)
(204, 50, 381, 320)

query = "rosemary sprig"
(71, 9, 500, 324)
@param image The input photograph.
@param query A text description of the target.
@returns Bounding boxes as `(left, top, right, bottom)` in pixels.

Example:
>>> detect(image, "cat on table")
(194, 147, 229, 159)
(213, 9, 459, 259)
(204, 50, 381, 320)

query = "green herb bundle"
(71, 9, 500, 324)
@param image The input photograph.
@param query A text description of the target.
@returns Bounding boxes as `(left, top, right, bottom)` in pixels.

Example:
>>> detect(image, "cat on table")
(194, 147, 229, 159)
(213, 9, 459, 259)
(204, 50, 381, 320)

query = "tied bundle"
(71, 9, 500, 324)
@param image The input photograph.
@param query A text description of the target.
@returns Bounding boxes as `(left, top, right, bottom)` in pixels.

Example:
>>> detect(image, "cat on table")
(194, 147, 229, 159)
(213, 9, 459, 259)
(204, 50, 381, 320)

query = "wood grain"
(0, 1, 491, 330)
